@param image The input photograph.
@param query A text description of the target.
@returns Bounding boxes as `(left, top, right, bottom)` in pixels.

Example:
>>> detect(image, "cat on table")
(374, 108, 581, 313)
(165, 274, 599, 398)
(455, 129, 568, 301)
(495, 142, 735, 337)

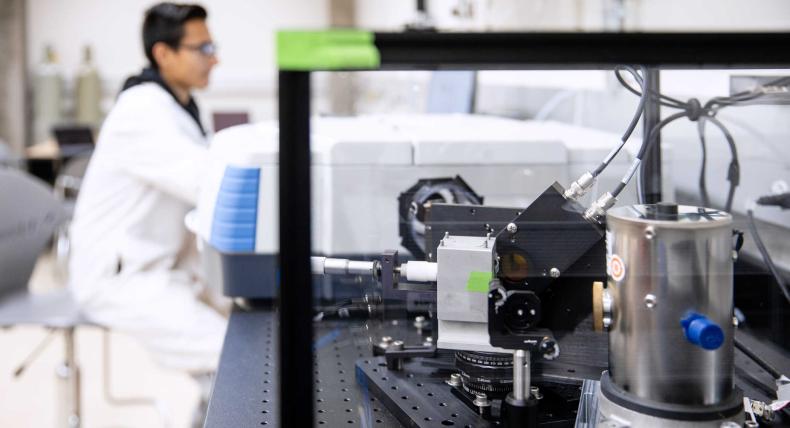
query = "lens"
(200, 43, 217, 56)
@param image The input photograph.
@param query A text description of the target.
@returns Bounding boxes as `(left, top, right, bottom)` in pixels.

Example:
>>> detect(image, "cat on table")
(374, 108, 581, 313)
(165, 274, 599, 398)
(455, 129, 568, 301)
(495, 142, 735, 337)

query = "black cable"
(697, 116, 741, 212)
(713, 76, 790, 108)
(697, 119, 711, 207)
(614, 66, 686, 108)
(620, 66, 649, 142)
(707, 76, 790, 111)
(611, 180, 627, 198)
(611, 67, 780, 204)
(591, 66, 649, 177)
(637, 111, 688, 160)
(611, 111, 686, 200)
(631, 111, 687, 201)
(724, 181, 737, 214)
(620, 87, 647, 144)
(746, 209, 790, 305)
(615, 73, 766, 206)
(757, 192, 790, 209)
(696, 110, 745, 211)
(699, 116, 740, 212)
(706, 91, 768, 113)
(604, 66, 704, 193)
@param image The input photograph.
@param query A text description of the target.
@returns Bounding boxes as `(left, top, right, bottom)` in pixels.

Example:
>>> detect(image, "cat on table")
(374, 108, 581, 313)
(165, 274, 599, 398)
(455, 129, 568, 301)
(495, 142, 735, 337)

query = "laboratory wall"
(0, 0, 26, 157)
(25, 0, 790, 128)
(23, 0, 790, 267)
(356, 0, 790, 32)
(26, 0, 331, 131)
(350, 0, 790, 270)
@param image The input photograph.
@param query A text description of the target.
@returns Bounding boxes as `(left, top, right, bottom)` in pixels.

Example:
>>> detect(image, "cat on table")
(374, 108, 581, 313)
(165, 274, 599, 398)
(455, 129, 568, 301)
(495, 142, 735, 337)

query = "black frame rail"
(277, 31, 790, 427)
(372, 32, 790, 69)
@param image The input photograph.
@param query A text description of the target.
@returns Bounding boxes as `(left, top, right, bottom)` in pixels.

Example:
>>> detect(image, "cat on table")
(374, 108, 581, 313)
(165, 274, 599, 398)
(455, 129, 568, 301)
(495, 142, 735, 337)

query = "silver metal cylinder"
(606, 204, 734, 406)
(513, 350, 530, 401)
(311, 257, 376, 276)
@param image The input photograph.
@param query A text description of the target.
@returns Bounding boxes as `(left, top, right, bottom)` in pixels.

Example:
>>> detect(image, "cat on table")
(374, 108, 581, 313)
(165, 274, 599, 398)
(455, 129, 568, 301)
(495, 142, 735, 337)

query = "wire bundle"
(746, 209, 790, 305)
(611, 69, 790, 304)
(613, 69, 790, 210)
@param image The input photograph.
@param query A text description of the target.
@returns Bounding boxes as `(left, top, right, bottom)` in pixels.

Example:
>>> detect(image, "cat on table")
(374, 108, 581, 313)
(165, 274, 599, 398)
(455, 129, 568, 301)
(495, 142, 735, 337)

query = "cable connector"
(757, 192, 790, 210)
(763, 85, 789, 94)
(685, 98, 703, 121)
(564, 172, 595, 200)
(584, 192, 617, 224)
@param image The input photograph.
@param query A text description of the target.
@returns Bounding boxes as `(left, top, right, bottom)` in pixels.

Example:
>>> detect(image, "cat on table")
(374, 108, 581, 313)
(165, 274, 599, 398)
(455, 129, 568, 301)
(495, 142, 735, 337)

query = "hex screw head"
(644, 294, 657, 309)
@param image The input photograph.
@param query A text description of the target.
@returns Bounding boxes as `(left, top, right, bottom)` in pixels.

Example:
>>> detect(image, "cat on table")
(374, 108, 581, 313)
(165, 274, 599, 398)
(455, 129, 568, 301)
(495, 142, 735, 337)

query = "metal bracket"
(383, 342, 437, 371)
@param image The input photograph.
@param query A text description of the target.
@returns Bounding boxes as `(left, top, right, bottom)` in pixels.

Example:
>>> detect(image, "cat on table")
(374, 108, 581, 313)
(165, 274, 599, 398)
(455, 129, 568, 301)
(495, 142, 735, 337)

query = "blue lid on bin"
(210, 166, 260, 252)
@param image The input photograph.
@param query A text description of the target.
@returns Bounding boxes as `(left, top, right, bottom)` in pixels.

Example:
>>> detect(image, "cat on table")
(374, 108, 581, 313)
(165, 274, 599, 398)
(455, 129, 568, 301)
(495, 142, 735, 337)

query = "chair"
(0, 167, 160, 427)
(52, 152, 92, 281)
(0, 166, 84, 426)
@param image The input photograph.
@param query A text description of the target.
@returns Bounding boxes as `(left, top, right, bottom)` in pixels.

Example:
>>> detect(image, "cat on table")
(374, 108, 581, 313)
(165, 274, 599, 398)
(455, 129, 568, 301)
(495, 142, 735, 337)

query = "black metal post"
(642, 68, 662, 204)
(277, 70, 313, 427)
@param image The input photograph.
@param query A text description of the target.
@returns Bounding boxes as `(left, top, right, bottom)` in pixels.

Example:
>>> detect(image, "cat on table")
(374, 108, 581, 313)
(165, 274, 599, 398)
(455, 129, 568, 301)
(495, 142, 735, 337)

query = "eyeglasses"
(179, 42, 217, 57)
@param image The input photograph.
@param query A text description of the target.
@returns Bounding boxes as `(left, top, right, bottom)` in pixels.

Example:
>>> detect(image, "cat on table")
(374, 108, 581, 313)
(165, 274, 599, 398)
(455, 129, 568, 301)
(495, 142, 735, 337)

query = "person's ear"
(152, 42, 174, 69)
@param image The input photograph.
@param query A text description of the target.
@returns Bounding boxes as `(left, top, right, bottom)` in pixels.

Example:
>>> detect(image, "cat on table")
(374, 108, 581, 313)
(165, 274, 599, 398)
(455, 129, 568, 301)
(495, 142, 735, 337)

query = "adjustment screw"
(539, 337, 559, 360)
(644, 294, 657, 309)
(539, 339, 556, 353)
(377, 336, 393, 350)
(446, 373, 462, 387)
(473, 393, 490, 407)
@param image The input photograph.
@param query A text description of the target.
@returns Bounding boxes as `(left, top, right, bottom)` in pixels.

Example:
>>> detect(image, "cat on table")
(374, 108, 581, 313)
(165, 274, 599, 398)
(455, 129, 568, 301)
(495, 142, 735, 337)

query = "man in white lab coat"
(69, 2, 226, 390)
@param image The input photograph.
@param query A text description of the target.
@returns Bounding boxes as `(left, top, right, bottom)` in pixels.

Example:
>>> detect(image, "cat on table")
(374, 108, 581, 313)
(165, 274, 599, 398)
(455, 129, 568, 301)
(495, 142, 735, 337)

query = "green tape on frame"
(277, 30, 380, 71)
(466, 271, 492, 293)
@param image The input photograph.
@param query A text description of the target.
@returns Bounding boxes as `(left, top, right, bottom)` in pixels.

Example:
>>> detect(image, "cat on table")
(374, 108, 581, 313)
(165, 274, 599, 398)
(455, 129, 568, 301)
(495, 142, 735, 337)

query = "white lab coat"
(69, 82, 226, 373)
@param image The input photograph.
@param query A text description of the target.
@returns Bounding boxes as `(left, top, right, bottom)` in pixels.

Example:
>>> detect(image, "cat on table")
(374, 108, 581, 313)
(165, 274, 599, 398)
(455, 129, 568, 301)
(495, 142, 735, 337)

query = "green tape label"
(277, 30, 380, 71)
(466, 271, 492, 293)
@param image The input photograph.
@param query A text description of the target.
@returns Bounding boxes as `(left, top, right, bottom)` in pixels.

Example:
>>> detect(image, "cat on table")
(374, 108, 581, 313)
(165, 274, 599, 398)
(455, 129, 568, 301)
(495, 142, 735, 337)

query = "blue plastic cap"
(681, 313, 724, 350)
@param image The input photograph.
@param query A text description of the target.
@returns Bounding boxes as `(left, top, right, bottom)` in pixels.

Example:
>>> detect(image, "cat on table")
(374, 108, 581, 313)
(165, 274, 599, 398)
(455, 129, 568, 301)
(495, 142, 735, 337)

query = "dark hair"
(143, 2, 207, 69)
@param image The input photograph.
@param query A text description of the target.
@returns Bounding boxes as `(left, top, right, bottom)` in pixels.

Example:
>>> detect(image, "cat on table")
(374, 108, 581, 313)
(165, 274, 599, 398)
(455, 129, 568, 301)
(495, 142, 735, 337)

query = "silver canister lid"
(607, 203, 731, 228)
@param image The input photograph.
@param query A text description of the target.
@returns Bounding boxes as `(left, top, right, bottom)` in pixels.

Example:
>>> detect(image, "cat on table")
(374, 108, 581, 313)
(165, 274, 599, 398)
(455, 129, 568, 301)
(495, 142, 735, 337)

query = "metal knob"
(592, 281, 604, 332)
(592, 281, 612, 332)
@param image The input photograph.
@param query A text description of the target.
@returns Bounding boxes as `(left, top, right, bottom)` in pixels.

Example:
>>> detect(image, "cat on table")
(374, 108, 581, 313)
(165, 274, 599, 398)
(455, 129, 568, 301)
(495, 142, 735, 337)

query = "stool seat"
(0, 289, 90, 329)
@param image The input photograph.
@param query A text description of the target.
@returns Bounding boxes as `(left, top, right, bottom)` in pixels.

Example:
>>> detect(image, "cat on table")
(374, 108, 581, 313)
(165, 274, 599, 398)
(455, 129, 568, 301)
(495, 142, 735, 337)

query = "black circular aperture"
(502, 292, 541, 333)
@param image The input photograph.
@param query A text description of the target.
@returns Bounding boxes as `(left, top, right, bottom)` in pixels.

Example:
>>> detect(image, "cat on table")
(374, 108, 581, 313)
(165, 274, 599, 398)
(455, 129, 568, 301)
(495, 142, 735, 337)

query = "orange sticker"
(610, 254, 625, 282)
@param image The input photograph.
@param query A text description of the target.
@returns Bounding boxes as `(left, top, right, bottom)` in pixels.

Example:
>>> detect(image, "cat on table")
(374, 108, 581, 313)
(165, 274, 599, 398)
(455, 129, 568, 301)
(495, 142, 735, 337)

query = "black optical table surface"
(205, 306, 789, 427)
(205, 307, 409, 427)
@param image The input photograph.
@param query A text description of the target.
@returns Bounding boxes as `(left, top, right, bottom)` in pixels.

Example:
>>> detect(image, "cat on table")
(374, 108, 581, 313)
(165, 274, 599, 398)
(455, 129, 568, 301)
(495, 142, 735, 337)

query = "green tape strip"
(466, 271, 492, 293)
(277, 30, 380, 71)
